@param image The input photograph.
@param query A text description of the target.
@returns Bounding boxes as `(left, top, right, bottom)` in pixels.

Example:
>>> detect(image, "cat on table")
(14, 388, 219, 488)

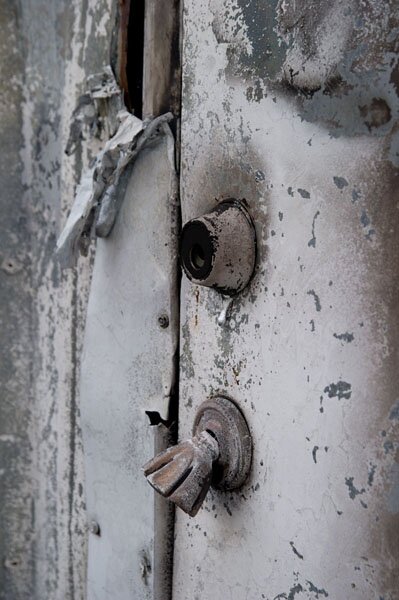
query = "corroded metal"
(193, 396, 253, 491)
(144, 430, 219, 517)
(143, 396, 252, 516)
(181, 200, 256, 295)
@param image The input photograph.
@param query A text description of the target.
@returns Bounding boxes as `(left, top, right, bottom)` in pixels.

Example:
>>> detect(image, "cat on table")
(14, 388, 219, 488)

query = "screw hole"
(157, 313, 169, 328)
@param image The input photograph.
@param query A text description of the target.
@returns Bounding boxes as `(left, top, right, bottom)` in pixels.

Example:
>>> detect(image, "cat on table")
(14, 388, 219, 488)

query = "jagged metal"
(57, 67, 174, 266)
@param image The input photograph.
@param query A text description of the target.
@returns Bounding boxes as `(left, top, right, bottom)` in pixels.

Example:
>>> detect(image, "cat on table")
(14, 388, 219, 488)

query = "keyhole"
(190, 244, 205, 270)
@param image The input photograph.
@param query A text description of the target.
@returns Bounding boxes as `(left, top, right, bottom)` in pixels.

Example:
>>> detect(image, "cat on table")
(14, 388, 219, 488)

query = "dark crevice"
(205, 428, 217, 440)
(125, 0, 145, 117)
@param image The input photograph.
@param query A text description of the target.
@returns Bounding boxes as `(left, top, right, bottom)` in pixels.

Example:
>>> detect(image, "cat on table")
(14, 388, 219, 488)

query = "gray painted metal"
(80, 128, 179, 599)
(0, 1, 116, 598)
(2, 0, 398, 598)
(173, 1, 399, 599)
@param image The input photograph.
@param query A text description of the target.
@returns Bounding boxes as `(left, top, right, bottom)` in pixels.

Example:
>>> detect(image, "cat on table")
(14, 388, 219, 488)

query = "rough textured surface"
(144, 430, 219, 517)
(173, 1, 399, 599)
(143, 396, 252, 517)
(180, 200, 256, 295)
(0, 1, 115, 598)
(80, 127, 179, 599)
(3, 0, 398, 598)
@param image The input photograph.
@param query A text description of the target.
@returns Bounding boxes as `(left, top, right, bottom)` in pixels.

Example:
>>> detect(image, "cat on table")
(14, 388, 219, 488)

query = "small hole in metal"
(190, 244, 205, 270)
(205, 428, 217, 440)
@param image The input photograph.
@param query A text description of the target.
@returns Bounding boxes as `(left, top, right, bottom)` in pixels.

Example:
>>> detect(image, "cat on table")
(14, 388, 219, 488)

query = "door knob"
(142, 396, 252, 516)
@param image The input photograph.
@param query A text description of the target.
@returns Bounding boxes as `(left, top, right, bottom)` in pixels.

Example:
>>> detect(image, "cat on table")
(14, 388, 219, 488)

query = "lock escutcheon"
(180, 200, 256, 296)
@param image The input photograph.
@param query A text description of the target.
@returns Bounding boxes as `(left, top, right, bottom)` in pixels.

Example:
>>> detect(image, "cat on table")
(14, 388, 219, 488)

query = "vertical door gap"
(126, 0, 145, 118)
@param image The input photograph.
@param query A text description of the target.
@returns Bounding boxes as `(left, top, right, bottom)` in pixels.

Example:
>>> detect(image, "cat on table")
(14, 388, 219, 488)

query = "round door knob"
(180, 200, 256, 295)
(142, 396, 252, 516)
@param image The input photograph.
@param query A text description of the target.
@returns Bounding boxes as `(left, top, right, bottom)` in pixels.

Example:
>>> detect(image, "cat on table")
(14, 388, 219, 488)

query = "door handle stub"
(143, 396, 252, 516)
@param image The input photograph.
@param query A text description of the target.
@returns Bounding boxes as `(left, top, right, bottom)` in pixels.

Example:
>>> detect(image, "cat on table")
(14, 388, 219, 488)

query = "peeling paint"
(345, 476, 366, 500)
(0, 1, 116, 598)
(307, 290, 321, 312)
(333, 332, 354, 344)
(333, 176, 348, 190)
(324, 381, 352, 401)
(174, 0, 399, 597)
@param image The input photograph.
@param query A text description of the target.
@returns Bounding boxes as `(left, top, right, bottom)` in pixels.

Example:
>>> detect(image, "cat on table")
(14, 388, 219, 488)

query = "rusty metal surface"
(144, 430, 219, 517)
(143, 0, 181, 119)
(193, 396, 253, 491)
(115, 0, 131, 107)
(143, 395, 252, 517)
(173, 1, 399, 598)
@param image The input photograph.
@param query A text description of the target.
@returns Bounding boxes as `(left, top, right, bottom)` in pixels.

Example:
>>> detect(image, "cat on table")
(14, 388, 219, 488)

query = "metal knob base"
(142, 396, 252, 516)
(180, 200, 256, 296)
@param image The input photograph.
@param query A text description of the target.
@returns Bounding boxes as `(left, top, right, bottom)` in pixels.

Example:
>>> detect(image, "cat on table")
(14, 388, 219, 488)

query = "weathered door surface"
(80, 129, 179, 599)
(2, 0, 399, 597)
(50, 1, 399, 599)
(171, 1, 399, 599)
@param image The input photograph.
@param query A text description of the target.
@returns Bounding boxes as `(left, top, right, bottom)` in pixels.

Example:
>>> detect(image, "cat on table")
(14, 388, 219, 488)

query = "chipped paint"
(0, 1, 115, 598)
(173, 1, 399, 598)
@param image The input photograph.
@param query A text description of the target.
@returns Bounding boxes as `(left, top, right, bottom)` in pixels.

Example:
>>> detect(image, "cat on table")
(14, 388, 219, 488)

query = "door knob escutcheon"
(142, 396, 252, 516)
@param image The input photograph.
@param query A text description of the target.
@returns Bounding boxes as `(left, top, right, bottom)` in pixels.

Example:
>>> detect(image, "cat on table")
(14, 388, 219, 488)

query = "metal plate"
(173, 1, 399, 599)
(80, 130, 178, 599)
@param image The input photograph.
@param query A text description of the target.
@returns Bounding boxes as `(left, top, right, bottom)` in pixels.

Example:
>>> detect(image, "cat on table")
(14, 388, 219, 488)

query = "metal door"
(71, 1, 399, 599)
(2, 0, 397, 598)
(170, 1, 399, 599)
